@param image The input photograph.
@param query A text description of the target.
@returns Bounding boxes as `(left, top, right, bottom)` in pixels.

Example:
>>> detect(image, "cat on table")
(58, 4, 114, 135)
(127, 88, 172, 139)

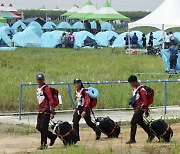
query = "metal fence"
(19, 79, 180, 121)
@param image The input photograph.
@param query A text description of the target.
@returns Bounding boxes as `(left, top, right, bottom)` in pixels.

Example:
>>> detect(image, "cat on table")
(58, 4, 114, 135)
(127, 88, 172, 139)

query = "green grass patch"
(0, 48, 179, 112)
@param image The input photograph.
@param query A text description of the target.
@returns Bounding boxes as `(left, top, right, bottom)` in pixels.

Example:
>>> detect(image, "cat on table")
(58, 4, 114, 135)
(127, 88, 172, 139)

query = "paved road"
(0, 106, 179, 127)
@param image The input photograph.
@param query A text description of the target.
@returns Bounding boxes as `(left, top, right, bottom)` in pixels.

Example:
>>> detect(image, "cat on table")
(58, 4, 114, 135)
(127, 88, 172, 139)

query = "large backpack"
(87, 87, 99, 108)
(51, 120, 79, 145)
(142, 86, 154, 105)
(145, 118, 173, 142)
(96, 117, 120, 138)
(43, 86, 60, 107)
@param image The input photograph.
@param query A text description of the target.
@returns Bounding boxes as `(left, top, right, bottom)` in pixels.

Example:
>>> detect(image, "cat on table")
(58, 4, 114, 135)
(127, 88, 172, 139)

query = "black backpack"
(51, 121, 79, 145)
(96, 117, 120, 138)
(145, 119, 173, 142)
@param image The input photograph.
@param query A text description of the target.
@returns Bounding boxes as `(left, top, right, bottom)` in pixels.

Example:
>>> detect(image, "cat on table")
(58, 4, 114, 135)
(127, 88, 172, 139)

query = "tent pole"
(128, 28, 131, 55)
(162, 24, 165, 49)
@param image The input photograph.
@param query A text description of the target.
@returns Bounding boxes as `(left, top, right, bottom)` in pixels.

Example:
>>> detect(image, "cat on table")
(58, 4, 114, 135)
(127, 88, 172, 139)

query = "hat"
(36, 74, 45, 80)
(74, 79, 81, 84)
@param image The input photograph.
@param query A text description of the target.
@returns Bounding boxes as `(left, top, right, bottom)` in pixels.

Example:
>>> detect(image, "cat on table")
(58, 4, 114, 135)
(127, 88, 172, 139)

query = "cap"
(74, 79, 81, 84)
(36, 74, 45, 80)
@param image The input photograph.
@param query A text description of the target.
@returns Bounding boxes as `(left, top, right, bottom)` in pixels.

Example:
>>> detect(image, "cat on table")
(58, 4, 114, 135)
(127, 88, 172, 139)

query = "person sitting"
(61, 33, 67, 48)
(124, 33, 131, 47)
(141, 34, 146, 48)
(68, 32, 75, 48)
(132, 33, 139, 48)
(169, 42, 178, 73)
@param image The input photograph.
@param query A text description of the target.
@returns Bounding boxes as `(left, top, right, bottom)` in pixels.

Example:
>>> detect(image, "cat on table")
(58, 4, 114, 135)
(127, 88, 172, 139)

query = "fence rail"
(19, 79, 180, 121)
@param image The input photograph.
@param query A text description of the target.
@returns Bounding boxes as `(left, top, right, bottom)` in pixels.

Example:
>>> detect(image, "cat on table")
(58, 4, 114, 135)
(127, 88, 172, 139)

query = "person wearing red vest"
(36, 74, 57, 150)
(72, 79, 101, 141)
(126, 75, 155, 144)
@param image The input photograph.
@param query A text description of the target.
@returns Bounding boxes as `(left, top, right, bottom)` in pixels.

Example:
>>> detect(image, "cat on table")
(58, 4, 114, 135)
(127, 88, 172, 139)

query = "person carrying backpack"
(126, 75, 155, 144)
(36, 74, 58, 150)
(72, 79, 101, 141)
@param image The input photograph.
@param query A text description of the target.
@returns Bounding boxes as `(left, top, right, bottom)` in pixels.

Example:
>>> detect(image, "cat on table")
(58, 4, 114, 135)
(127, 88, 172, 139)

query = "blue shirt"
(132, 35, 138, 44)
(169, 46, 178, 56)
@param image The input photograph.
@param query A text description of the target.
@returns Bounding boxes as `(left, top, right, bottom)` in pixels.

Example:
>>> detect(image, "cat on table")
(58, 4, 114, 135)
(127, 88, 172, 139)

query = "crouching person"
(73, 79, 101, 141)
(126, 75, 155, 144)
(36, 74, 57, 150)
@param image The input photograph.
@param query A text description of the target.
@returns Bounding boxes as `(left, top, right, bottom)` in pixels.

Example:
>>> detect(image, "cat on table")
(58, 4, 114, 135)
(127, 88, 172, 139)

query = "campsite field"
(0, 47, 180, 112)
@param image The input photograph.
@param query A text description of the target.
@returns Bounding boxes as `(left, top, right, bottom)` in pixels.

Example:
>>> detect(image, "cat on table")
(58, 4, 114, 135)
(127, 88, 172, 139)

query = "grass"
(0, 47, 179, 112)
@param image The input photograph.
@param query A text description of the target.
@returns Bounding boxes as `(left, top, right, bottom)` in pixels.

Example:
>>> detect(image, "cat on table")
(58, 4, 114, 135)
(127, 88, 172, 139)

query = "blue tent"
(0, 30, 11, 46)
(24, 26, 43, 37)
(146, 31, 165, 46)
(12, 20, 26, 30)
(0, 26, 12, 35)
(28, 21, 42, 29)
(72, 22, 84, 29)
(73, 31, 96, 48)
(112, 31, 143, 48)
(57, 22, 72, 29)
(43, 21, 57, 30)
(12, 31, 41, 47)
(95, 31, 118, 46)
(101, 22, 115, 31)
(173, 32, 180, 42)
(161, 49, 180, 72)
(0, 23, 9, 28)
(41, 31, 65, 48)
(90, 21, 96, 29)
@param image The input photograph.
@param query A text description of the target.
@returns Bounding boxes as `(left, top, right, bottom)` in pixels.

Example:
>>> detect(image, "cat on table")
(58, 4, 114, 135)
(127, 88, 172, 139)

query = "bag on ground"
(96, 117, 120, 138)
(51, 120, 79, 145)
(146, 119, 173, 142)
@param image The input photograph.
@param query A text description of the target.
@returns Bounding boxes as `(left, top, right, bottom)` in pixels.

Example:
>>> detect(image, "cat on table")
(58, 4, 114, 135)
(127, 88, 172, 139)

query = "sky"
(1, 0, 165, 11)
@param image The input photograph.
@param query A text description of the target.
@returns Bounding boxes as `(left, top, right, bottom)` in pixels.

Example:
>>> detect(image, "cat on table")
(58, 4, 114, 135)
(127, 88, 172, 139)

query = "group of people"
(165, 32, 176, 49)
(36, 74, 155, 150)
(57, 32, 75, 48)
(124, 32, 156, 48)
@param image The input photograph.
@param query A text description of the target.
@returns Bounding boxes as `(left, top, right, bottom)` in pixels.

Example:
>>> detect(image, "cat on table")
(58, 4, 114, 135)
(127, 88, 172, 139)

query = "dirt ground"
(0, 123, 180, 154)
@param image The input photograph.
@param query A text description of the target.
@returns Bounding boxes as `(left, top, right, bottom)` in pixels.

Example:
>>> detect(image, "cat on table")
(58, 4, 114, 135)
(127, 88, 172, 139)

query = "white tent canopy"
(0, 4, 6, 11)
(6, 4, 18, 12)
(128, 0, 180, 30)
(67, 5, 80, 13)
(77, 1, 97, 13)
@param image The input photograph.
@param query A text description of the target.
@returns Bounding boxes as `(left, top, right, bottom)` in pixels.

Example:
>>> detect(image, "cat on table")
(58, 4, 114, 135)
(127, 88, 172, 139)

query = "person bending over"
(126, 75, 155, 144)
(36, 74, 57, 150)
(72, 79, 101, 141)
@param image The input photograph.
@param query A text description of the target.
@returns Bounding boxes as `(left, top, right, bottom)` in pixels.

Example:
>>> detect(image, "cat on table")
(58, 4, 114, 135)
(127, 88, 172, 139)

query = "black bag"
(150, 119, 173, 142)
(96, 117, 120, 138)
(51, 121, 79, 145)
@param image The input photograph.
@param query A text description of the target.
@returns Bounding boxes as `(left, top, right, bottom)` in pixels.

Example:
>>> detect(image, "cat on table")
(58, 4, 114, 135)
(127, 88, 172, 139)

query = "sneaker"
(50, 136, 57, 146)
(95, 129, 101, 140)
(37, 144, 48, 150)
(147, 134, 155, 142)
(126, 139, 136, 144)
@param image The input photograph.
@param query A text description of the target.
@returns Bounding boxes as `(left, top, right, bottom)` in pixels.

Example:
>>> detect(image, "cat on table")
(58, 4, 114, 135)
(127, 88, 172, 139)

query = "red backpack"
(139, 86, 154, 105)
(43, 86, 60, 107)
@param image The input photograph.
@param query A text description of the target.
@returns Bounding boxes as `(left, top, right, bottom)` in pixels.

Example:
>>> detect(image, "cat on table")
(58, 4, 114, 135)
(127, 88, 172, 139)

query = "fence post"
(164, 81, 167, 114)
(19, 84, 23, 121)
(67, 84, 76, 109)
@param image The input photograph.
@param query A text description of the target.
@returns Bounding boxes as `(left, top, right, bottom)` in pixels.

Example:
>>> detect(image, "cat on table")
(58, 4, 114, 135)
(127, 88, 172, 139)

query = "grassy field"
(0, 47, 179, 112)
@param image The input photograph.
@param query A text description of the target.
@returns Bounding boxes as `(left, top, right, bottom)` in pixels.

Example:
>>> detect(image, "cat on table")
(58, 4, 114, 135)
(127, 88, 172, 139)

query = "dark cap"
(36, 74, 45, 80)
(74, 79, 81, 84)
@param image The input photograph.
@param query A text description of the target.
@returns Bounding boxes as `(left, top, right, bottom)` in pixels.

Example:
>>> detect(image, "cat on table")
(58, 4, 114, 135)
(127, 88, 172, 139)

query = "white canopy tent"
(0, 4, 6, 11)
(128, 0, 180, 30)
(6, 4, 18, 12)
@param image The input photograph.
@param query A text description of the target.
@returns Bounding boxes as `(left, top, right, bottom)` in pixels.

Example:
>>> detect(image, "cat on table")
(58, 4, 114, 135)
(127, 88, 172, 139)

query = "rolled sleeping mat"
(87, 87, 99, 99)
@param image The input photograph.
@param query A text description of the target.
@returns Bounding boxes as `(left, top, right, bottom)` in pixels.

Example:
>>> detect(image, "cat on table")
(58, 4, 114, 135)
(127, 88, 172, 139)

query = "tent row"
(62, 0, 130, 21)
(6, 30, 180, 48)
(0, 20, 115, 33)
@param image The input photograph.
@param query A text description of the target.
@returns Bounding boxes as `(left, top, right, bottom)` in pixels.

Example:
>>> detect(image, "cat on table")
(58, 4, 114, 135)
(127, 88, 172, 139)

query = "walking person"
(72, 79, 101, 141)
(124, 33, 131, 47)
(36, 74, 57, 150)
(126, 75, 155, 144)
(169, 42, 178, 73)
(142, 34, 146, 48)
